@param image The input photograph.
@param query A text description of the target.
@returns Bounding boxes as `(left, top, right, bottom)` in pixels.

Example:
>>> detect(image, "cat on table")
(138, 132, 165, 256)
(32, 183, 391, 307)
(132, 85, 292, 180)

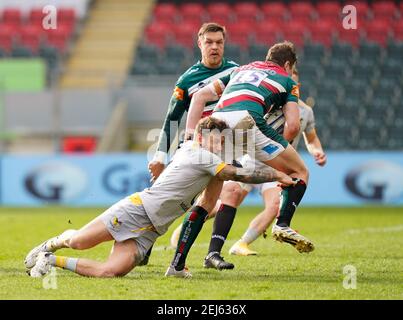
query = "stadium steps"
(60, 0, 155, 89)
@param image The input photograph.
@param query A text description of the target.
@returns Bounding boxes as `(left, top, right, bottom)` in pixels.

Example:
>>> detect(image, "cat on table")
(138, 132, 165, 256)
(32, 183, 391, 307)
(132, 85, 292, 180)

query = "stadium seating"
(62, 136, 97, 153)
(0, 2, 86, 86)
(131, 0, 403, 151)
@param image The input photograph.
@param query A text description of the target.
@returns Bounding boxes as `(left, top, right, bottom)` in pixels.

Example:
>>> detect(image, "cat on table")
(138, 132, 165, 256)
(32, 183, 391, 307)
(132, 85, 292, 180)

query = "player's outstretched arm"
(303, 128, 327, 166)
(186, 81, 224, 137)
(216, 165, 296, 187)
(282, 101, 300, 142)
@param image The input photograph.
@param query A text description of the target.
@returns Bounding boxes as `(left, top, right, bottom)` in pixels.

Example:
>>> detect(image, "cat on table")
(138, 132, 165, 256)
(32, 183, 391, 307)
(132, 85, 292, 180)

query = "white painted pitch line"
(345, 225, 403, 235)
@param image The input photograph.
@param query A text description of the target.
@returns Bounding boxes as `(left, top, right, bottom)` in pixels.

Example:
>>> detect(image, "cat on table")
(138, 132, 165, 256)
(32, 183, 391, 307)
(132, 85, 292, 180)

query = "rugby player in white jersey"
(25, 117, 295, 279)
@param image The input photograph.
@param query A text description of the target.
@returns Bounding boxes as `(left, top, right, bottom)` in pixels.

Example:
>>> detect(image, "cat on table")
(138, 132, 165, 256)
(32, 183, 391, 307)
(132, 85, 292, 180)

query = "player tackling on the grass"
(25, 117, 296, 278)
(168, 41, 313, 272)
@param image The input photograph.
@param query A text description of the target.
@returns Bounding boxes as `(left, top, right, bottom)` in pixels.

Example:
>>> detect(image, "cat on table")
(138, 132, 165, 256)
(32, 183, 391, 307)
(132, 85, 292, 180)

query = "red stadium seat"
(372, 1, 397, 15)
(207, 2, 233, 23)
(226, 22, 253, 49)
(282, 22, 308, 48)
(253, 22, 280, 46)
(317, 1, 342, 15)
(234, 2, 259, 24)
(2, 8, 22, 27)
(173, 22, 199, 48)
(309, 21, 336, 47)
(154, 3, 177, 16)
(289, 2, 316, 20)
(337, 28, 362, 48)
(180, 3, 205, 24)
(289, 14, 314, 26)
(145, 22, 172, 48)
(58, 8, 76, 25)
(62, 136, 97, 153)
(392, 20, 403, 41)
(0, 25, 15, 52)
(364, 20, 392, 47)
(28, 8, 45, 27)
(153, 3, 179, 24)
(44, 26, 71, 53)
(261, 2, 287, 21)
(19, 26, 44, 53)
(316, 1, 342, 22)
(347, 1, 370, 19)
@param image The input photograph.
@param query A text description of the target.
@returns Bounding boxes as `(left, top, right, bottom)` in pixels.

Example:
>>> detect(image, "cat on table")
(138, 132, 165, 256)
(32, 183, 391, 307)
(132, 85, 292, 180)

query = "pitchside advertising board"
(1, 152, 403, 206)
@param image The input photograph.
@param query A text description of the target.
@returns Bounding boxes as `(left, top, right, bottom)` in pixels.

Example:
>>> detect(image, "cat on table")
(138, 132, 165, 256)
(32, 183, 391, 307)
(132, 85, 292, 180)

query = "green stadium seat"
(11, 46, 34, 58)
(131, 62, 157, 75)
(224, 44, 242, 63)
(247, 43, 267, 62)
(386, 42, 403, 60)
(331, 42, 354, 58)
(164, 44, 188, 63)
(157, 60, 181, 75)
(303, 43, 325, 62)
(39, 46, 59, 69)
(358, 42, 382, 61)
(136, 43, 160, 64)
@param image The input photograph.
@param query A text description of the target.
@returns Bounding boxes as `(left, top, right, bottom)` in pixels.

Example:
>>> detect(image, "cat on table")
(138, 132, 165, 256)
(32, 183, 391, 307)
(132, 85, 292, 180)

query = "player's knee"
(292, 163, 309, 183)
(221, 183, 243, 207)
(97, 265, 129, 278)
(68, 236, 86, 250)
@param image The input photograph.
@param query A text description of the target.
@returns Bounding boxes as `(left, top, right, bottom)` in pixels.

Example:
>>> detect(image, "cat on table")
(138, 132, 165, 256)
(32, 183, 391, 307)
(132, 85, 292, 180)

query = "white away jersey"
(139, 141, 225, 234)
(266, 101, 315, 149)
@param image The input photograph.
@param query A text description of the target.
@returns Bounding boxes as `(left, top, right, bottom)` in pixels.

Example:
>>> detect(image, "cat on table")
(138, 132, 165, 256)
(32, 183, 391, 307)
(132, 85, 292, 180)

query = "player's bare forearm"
(186, 84, 219, 133)
(283, 101, 300, 141)
(217, 165, 295, 186)
(303, 130, 327, 166)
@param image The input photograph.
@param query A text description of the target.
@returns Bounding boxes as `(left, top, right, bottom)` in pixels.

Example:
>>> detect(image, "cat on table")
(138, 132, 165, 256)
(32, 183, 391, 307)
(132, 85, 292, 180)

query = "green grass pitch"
(0, 206, 402, 300)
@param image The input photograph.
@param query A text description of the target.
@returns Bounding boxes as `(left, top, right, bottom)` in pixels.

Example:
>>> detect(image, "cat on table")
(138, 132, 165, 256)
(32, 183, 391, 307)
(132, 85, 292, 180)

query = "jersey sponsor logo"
(173, 86, 184, 101)
(291, 84, 300, 98)
(262, 144, 280, 155)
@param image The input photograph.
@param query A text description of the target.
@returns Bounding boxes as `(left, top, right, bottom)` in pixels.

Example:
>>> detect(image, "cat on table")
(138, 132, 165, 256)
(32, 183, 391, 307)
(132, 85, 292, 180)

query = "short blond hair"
(195, 116, 228, 136)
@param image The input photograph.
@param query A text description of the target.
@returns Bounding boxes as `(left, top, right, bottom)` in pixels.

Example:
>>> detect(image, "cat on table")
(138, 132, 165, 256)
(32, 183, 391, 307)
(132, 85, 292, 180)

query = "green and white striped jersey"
(214, 61, 300, 117)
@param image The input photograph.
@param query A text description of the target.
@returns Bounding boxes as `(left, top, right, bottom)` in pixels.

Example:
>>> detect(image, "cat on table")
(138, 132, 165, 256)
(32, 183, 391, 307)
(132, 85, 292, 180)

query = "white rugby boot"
(229, 240, 258, 256)
(165, 265, 192, 279)
(24, 229, 76, 269)
(29, 252, 53, 278)
(272, 224, 315, 253)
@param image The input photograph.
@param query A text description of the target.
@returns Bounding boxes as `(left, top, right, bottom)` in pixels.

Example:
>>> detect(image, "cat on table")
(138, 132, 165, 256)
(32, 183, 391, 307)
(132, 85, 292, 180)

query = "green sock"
(171, 206, 208, 271)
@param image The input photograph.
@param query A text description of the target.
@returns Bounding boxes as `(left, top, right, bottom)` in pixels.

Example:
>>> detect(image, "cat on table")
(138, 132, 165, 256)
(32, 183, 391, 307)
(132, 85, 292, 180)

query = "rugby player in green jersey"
(148, 22, 238, 181)
(146, 22, 239, 266)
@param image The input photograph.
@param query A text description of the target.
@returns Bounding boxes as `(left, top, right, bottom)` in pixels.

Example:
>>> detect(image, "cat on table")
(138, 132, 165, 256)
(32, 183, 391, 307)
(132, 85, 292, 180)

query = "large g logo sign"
(25, 162, 87, 203)
(345, 161, 403, 203)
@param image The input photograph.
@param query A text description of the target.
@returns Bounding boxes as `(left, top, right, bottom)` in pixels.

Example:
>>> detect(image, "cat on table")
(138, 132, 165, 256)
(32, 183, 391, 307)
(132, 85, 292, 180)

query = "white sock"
(241, 227, 260, 245)
(45, 229, 77, 251)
